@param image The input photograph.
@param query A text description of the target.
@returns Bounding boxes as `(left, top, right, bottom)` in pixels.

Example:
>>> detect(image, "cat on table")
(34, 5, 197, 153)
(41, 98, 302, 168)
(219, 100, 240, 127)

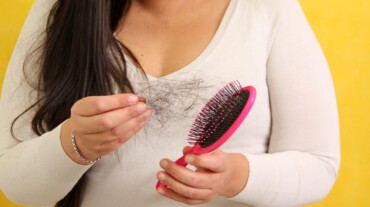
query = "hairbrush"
(156, 80, 256, 189)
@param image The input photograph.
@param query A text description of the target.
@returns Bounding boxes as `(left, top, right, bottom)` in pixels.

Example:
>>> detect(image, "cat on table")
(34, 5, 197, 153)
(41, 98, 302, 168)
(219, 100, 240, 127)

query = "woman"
(0, 0, 340, 206)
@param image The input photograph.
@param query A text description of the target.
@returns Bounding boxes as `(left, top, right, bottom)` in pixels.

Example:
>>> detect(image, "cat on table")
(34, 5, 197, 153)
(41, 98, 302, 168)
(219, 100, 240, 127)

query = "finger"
(78, 109, 151, 147)
(93, 121, 146, 155)
(72, 103, 148, 134)
(159, 159, 216, 189)
(157, 172, 214, 202)
(157, 186, 207, 205)
(101, 109, 151, 143)
(185, 150, 227, 173)
(72, 93, 140, 116)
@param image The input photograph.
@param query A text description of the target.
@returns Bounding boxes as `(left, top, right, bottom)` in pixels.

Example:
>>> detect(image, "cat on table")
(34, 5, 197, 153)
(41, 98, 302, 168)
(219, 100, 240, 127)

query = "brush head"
(188, 81, 251, 148)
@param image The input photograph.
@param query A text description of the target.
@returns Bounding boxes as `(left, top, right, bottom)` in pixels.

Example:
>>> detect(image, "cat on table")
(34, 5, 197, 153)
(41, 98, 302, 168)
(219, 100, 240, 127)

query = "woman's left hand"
(156, 147, 250, 205)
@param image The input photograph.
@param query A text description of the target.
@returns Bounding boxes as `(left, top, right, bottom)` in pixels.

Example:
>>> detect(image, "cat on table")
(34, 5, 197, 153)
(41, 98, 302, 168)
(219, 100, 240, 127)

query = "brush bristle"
(188, 81, 250, 148)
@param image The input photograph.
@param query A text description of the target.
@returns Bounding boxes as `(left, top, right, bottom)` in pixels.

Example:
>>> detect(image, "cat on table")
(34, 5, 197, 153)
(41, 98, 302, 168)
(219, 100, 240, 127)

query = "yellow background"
(0, 0, 369, 206)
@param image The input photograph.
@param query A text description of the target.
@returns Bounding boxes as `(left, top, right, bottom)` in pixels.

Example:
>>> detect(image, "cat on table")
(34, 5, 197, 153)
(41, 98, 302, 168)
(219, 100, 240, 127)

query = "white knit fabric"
(0, 0, 340, 206)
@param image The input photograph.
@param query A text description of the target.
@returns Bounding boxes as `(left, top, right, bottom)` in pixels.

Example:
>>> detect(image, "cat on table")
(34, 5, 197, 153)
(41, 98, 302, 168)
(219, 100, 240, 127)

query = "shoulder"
(257, 0, 303, 12)
(258, 0, 305, 22)
(235, 0, 305, 29)
(237, 0, 308, 41)
(237, 0, 304, 21)
(13, 0, 57, 55)
(24, 0, 56, 30)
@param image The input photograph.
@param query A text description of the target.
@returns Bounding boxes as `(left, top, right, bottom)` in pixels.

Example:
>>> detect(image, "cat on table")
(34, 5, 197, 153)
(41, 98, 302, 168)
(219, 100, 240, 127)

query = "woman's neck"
(132, 0, 203, 17)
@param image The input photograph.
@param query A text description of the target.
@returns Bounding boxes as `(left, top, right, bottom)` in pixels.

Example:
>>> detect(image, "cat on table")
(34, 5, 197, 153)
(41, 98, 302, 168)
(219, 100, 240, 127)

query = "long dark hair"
(11, 0, 135, 206)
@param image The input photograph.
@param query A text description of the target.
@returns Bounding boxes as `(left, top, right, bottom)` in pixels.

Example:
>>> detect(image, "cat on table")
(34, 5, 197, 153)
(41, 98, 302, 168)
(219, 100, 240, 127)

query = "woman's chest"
(115, 0, 232, 78)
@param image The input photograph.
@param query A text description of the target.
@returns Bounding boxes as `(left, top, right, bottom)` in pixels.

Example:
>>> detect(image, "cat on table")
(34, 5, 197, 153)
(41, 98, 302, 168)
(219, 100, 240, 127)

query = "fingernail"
(160, 159, 168, 168)
(136, 103, 147, 113)
(128, 96, 138, 104)
(157, 188, 165, 195)
(185, 155, 195, 164)
(138, 96, 147, 103)
(144, 109, 152, 118)
(158, 172, 165, 181)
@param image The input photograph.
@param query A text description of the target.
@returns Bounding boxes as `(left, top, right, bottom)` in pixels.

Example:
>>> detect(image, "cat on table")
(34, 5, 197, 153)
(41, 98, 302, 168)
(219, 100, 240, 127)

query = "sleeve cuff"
(37, 123, 92, 183)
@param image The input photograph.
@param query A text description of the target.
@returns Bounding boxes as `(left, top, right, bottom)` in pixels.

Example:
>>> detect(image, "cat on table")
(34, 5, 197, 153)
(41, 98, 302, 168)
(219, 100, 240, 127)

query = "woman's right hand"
(60, 93, 151, 165)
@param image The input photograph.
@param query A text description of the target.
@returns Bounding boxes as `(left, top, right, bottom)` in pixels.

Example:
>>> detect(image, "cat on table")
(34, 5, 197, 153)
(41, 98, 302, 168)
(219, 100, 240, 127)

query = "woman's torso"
(82, 0, 272, 206)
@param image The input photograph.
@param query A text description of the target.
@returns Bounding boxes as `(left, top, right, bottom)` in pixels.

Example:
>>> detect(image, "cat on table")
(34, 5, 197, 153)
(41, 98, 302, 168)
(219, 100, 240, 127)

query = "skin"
(60, 0, 250, 205)
(157, 147, 250, 205)
(115, 0, 232, 77)
(61, 94, 152, 164)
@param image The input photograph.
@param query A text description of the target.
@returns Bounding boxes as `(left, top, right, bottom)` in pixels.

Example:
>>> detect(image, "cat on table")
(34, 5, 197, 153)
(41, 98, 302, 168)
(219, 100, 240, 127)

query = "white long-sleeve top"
(0, 0, 340, 206)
